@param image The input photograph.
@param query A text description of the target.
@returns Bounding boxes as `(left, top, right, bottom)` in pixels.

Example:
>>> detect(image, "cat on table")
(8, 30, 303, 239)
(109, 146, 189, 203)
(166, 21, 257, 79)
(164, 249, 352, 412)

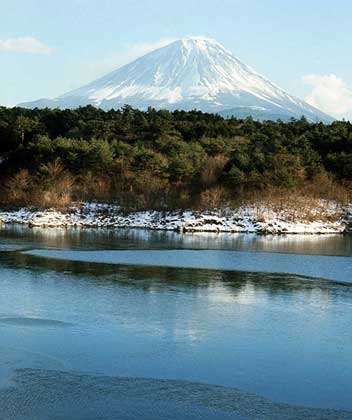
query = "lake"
(0, 225, 351, 420)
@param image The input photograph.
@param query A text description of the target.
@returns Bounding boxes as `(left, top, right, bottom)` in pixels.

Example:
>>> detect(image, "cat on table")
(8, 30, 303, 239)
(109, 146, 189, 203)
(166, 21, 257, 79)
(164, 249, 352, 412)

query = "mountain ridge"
(19, 37, 333, 122)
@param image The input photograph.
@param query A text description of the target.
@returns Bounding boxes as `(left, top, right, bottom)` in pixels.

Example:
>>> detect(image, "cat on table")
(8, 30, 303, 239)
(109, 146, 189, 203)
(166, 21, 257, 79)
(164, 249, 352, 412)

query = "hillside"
(0, 106, 350, 211)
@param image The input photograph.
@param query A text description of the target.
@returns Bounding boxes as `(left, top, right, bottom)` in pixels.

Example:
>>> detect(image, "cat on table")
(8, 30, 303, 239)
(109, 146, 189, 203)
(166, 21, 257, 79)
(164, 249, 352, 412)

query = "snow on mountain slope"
(19, 37, 333, 122)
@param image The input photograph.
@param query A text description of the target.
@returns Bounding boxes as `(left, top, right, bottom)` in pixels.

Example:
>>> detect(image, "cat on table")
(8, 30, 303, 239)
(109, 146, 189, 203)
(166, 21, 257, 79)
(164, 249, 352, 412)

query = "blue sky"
(1, 0, 352, 119)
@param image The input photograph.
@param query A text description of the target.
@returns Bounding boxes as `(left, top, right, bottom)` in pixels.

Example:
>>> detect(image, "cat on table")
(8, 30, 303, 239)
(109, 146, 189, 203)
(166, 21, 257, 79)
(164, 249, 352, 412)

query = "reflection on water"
(24, 248, 352, 283)
(1, 224, 352, 255)
(0, 228, 352, 418)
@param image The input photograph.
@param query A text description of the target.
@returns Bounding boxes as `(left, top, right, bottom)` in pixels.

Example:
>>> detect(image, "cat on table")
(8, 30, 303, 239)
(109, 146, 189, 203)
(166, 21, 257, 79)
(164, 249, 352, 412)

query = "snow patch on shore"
(0, 202, 350, 234)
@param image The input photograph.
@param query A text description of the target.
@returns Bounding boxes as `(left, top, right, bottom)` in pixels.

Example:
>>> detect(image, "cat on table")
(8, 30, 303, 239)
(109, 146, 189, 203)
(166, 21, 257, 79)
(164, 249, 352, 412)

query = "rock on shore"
(0, 201, 350, 234)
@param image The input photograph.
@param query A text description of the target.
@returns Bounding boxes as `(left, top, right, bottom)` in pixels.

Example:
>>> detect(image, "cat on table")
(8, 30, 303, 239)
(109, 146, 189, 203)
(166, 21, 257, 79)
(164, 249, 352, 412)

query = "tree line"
(0, 105, 351, 209)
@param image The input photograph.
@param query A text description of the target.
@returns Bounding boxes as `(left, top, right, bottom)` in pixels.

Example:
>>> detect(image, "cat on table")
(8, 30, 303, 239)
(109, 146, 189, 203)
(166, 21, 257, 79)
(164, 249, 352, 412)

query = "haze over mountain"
(19, 37, 333, 122)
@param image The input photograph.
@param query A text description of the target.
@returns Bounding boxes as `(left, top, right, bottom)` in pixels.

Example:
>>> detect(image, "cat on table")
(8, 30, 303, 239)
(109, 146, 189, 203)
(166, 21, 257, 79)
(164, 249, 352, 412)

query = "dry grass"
(197, 187, 228, 210)
(1, 162, 350, 218)
(236, 182, 351, 223)
(2, 169, 32, 206)
(200, 155, 228, 188)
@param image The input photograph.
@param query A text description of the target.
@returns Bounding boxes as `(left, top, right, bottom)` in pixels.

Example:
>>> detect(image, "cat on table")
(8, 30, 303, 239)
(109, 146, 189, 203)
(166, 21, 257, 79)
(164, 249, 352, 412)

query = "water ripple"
(0, 368, 350, 420)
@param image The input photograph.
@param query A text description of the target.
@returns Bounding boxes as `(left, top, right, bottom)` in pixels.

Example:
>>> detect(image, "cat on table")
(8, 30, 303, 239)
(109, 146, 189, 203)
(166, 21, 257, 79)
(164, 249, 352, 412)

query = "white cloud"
(82, 37, 177, 83)
(120, 37, 178, 64)
(303, 73, 352, 120)
(0, 37, 52, 55)
(69, 35, 209, 90)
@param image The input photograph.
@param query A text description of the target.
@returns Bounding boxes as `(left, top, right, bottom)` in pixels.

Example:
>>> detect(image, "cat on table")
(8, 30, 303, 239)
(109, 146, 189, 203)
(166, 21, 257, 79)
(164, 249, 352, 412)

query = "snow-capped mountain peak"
(19, 37, 333, 122)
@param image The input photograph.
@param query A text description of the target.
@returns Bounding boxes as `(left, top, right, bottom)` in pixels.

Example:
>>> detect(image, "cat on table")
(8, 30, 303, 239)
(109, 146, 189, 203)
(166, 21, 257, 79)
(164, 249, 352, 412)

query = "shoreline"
(0, 202, 351, 235)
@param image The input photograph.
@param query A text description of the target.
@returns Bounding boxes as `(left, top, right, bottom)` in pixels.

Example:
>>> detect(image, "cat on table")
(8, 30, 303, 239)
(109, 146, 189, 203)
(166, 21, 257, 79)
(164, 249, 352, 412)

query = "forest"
(0, 105, 351, 210)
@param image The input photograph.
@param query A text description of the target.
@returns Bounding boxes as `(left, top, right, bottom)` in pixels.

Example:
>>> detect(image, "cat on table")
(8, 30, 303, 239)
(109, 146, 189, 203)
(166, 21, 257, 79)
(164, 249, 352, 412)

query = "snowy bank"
(0, 202, 351, 234)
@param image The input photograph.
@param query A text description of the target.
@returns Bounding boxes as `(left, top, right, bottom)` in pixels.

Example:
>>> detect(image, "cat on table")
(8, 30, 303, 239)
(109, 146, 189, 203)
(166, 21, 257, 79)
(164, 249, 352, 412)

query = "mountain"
(19, 37, 333, 122)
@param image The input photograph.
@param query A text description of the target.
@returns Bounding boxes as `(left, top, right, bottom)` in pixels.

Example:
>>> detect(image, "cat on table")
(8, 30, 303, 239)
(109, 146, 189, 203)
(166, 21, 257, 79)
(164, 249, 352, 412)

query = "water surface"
(0, 227, 351, 419)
